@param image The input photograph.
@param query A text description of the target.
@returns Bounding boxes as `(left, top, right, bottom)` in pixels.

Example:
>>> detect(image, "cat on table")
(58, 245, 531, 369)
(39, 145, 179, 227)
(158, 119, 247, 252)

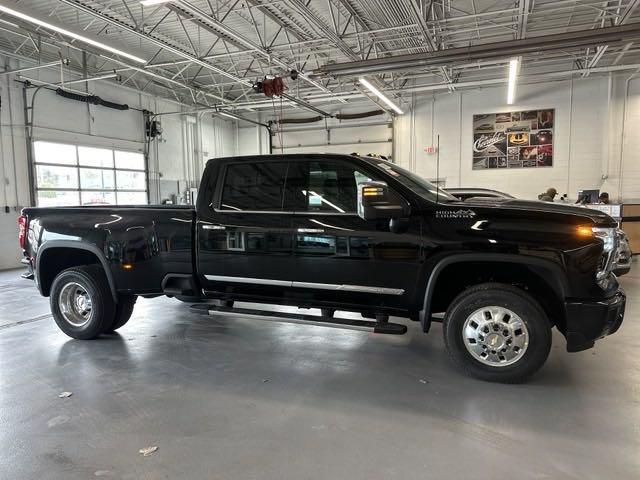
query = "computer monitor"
(577, 189, 600, 204)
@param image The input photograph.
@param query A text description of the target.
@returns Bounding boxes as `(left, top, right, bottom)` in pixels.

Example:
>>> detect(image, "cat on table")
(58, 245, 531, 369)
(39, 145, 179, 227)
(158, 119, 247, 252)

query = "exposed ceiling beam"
(516, 0, 531, 40)
(57, 0, 248, 85)
(0, 7, 208, 104)
(404, 0, 454, 89)
(284, 0, 359, 61)
(282, 0, 403, 112)
(57, 0, 332, 116)
(583, 0, 640, 76)
(169, 0, 340, 99)
(316, 22, 640, 77)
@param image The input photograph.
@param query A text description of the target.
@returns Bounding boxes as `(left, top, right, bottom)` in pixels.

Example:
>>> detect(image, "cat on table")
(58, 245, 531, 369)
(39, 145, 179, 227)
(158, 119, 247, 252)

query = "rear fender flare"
(36, 240, 118, 303)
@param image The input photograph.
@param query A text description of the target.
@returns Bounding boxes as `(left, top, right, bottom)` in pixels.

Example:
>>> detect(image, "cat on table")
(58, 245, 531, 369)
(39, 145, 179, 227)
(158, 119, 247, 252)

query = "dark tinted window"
(285, 160, 376, 213)
(220, 162, 288, 211)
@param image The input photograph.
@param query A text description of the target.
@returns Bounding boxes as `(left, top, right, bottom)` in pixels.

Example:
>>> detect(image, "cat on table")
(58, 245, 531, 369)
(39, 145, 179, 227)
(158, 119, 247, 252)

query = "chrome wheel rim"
(462, 306, 529, 367)
(58, 282, 93, 327)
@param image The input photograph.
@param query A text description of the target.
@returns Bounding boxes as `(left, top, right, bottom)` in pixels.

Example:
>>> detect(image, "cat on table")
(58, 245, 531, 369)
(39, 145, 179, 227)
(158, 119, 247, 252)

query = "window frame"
(294, 160, 373, 215)
(215, 159, 290, 214)
(33, 140, 148, 206)
(213, 158, 409, 216)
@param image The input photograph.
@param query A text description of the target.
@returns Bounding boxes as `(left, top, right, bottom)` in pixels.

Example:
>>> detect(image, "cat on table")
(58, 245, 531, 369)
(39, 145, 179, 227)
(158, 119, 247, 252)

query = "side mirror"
(357, 181, 406, 221)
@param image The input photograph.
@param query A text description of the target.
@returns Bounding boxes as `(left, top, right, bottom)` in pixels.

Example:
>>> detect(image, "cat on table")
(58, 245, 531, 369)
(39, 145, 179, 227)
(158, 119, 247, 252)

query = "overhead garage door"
(33, 141, 148, 206)
(273, 121, 393, 159)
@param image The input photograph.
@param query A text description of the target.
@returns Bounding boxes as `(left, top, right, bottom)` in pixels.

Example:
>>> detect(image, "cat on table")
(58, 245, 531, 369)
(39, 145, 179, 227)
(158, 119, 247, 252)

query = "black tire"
(50, 265, 116, 340)
(175, 295, 203, 303)
(443, 283, 552, 383)
(321, 308, 335, 318)
(106, 295, 137, 332)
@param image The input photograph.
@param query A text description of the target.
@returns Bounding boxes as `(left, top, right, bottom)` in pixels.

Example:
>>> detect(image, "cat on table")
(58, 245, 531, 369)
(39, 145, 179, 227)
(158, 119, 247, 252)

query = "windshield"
(366, 159, 457, 203)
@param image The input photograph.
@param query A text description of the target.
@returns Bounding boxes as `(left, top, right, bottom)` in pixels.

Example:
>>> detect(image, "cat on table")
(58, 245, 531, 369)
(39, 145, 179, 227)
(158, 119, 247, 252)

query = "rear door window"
(219, 162, 288, 211)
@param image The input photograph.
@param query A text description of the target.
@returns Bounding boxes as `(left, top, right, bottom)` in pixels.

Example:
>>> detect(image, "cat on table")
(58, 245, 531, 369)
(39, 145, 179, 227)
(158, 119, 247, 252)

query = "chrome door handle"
(202, 225, 226, 230)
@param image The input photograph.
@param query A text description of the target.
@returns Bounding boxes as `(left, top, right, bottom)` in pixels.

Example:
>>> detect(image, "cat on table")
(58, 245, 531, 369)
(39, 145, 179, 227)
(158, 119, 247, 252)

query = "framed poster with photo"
(472, 109, 554, 170)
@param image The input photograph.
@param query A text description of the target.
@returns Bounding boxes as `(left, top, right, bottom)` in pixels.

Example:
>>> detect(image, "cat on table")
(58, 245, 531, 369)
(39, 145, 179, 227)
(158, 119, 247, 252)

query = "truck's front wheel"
(443, 283, 551, 383)
(50, 265, 115, 340)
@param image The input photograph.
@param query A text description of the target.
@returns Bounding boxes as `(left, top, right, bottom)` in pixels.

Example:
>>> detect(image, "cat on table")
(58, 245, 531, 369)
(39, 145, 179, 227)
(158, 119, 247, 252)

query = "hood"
(459, 197, 616, 226)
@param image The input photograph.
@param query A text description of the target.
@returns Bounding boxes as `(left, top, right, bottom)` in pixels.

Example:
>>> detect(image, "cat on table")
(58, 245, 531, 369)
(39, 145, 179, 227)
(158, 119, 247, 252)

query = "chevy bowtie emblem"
(436, 209, 477, 219)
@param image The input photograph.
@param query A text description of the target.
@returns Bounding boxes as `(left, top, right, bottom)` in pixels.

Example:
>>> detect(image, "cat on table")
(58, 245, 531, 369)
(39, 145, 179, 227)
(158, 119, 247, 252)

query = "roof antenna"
(436, 134, 440, 204)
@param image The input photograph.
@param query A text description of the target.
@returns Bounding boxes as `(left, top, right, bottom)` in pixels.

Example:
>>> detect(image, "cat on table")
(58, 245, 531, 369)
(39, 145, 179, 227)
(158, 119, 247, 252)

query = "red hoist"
(261, 76, 285, 97)
(253, 70, 299, 97)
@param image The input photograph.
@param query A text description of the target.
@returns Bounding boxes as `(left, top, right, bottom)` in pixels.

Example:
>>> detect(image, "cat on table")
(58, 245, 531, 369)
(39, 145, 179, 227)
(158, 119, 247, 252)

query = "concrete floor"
(1, 266, 639, 479)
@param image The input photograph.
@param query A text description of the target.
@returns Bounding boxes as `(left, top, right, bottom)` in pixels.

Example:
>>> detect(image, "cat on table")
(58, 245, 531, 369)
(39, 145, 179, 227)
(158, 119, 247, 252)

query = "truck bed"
(23, 205, 196, 295)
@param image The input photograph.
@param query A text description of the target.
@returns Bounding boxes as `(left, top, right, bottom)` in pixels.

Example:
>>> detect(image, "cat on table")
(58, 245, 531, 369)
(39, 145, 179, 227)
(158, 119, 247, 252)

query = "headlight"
(592, 227, 616, 253)
(591, 227, 618, 283)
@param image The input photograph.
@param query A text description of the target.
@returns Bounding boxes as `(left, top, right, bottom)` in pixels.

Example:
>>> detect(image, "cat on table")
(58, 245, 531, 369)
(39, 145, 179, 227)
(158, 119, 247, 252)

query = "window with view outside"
(33, 141, 148, 206)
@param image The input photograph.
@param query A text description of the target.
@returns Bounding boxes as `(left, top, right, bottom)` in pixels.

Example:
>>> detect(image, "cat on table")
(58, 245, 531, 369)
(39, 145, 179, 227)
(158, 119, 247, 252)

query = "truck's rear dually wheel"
(443, 283, 551, 383)
(50, 265, 115, 340)
(106, 295, 137, 332)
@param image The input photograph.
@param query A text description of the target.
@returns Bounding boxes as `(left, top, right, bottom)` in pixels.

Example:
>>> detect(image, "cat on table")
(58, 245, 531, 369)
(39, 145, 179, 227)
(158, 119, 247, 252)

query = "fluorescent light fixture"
(0, 5, 146, 64)
(140, 0, 173, 6)
(358, 78, 404, 115)
(507, 57, 519, 105)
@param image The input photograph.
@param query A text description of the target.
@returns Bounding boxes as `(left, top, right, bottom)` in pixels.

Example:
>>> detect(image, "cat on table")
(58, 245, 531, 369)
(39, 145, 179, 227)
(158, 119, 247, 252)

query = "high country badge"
(435, 209, 477, 219)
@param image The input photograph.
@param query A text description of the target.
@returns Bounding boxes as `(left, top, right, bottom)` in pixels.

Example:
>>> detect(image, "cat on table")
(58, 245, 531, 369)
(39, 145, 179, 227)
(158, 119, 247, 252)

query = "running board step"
(189, 304, 407, 335)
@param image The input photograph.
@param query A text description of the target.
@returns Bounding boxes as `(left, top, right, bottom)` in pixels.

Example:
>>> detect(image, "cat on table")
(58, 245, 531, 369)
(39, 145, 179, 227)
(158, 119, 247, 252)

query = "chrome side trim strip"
(203, 275, 404, 295)
(212, 208, 357, 216)
(204, 275, 291, 287)
(292, 282, 404, 295)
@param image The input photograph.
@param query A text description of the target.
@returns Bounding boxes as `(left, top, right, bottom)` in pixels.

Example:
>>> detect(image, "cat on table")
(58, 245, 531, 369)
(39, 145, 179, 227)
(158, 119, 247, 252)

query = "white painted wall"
(241, 73, 640, 203)
(0, 56, 239, 270)
(394, 74, 640, 202)
(237, 112, 270, 156)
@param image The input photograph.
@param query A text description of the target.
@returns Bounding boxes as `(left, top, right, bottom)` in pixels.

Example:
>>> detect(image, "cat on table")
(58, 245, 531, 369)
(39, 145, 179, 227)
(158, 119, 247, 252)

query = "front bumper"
(564, 289, 626, 352)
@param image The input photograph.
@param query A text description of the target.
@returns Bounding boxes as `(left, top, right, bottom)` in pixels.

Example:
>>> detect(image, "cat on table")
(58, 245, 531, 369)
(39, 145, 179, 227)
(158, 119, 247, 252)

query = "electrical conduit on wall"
(0, 84, 8, 210)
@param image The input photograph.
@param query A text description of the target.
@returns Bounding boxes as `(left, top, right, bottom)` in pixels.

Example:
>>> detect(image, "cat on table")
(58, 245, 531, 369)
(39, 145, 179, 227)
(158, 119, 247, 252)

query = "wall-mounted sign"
(472, 109, 554, 170)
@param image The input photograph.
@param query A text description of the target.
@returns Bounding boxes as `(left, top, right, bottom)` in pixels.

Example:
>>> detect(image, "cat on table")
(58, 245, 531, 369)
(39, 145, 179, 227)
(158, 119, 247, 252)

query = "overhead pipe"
(17, 76, 88, 96)
(17, 72, 120, 87)
(0, 59, 67, 76)
(315, 23, 640, 77)
(150, 107, 268, 128)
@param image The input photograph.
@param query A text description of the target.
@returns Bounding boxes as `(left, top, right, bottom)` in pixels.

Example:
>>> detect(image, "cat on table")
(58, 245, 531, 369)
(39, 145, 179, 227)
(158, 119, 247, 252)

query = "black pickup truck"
(19, 154, 626, 383)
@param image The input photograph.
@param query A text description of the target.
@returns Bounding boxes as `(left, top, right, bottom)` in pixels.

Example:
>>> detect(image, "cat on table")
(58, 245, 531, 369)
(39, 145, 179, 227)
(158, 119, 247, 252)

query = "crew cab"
(19, 154, 626, 383)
